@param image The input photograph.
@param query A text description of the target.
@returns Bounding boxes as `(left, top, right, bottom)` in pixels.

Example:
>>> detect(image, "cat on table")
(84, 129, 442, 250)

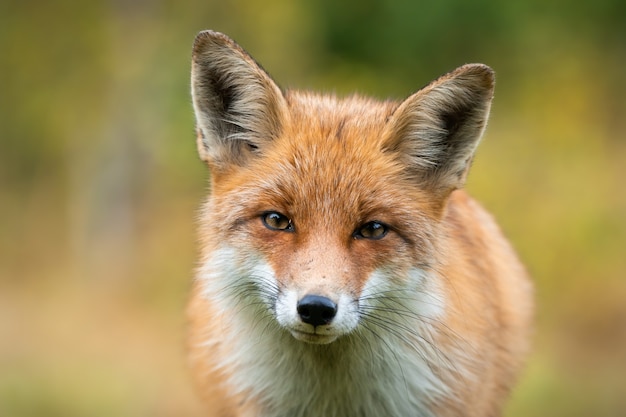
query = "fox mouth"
(289, 329, 339, 345)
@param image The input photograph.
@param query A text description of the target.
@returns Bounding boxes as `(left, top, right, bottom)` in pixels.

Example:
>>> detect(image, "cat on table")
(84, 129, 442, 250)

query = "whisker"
(358, 286, 471, 378)
(354, 321, 411, 398)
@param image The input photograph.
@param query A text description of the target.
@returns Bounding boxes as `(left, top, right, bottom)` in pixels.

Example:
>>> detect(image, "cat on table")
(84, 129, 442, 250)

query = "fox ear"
(191, 30, 287, 169)
(383, 64, 495, 199)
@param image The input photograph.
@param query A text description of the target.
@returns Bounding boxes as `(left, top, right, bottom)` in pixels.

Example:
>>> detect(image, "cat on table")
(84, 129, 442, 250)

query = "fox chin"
(187, 30, 533, 417)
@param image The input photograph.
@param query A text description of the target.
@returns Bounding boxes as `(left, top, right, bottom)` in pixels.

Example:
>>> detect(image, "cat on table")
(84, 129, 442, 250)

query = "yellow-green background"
(1, 0, 625, 416)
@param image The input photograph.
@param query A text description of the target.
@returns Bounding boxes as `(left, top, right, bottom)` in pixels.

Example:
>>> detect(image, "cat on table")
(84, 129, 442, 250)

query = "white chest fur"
(214, 301, 451, 417)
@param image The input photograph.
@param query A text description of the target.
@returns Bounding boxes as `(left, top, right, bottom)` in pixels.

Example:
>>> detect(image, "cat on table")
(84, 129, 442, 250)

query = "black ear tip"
(457, 63, 495, 90)
(192, 30, 234, 57)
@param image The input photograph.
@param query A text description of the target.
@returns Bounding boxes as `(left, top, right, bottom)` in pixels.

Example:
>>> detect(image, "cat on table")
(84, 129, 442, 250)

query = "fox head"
(191, 31, 494, 345)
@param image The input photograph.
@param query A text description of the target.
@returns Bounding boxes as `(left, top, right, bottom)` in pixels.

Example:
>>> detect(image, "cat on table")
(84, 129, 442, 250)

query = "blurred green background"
(1, 0, 625, 416)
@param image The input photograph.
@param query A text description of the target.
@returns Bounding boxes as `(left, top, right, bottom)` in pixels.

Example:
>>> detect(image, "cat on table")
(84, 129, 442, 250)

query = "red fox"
(187, 30, 533, 417)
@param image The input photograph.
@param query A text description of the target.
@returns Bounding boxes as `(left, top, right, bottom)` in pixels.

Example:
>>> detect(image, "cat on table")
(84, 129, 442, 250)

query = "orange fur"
(188, 30, 533, 417)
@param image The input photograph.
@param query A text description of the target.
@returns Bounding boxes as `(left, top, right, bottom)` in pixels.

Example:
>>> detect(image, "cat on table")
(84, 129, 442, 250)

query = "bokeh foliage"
(1, 0, 625, 416)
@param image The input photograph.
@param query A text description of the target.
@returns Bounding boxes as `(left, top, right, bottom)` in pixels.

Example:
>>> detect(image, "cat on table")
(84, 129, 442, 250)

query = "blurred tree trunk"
(69, 0, 161, 284)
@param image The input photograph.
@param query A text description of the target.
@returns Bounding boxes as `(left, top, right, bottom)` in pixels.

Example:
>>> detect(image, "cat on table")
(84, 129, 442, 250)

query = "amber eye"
(354, 221, 388, 240)
(261, 211, 294, 232)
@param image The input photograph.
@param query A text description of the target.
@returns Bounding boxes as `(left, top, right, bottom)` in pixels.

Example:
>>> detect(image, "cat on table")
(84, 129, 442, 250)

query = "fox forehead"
(211, 92, 434, 233)
(251, 91, 397, 175)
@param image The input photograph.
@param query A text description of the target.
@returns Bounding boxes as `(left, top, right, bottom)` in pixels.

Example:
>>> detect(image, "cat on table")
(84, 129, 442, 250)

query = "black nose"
(297, 295, 337, 327)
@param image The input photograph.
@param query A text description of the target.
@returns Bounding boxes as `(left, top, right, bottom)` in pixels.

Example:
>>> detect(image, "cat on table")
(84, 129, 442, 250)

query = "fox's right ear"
(382, 64, 495, 201)
(191, 31, 287, 170)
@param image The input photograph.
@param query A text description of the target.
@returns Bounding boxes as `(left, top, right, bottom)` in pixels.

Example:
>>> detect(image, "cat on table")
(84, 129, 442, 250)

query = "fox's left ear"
(191, 31, 287, 171)
(382, 64, 495, 199)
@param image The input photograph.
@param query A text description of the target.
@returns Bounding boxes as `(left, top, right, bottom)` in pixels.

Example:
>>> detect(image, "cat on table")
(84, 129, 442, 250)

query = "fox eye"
(261, 211, 294, 232)
(354, 221, 388, 240)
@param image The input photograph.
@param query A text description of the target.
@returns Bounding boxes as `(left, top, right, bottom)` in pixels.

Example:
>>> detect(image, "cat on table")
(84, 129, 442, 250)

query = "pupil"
(272, 214, 283, 227)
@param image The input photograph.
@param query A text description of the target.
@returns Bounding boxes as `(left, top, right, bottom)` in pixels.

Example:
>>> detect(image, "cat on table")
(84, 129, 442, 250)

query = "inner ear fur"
(191, 30, 287, 169)
(382, 64, 495, 199)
